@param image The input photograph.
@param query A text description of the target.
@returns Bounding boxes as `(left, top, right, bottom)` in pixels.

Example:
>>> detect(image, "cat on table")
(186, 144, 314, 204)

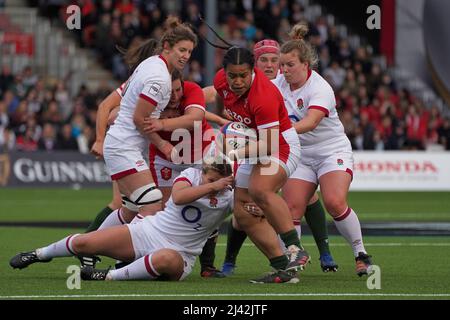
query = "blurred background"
(0, 0, 449, 228)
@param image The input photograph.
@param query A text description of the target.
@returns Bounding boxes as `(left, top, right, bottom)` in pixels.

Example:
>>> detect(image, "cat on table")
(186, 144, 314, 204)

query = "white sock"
(98, 208, 126, 230)
(36, 234, 80, 260)
(108, 254, 160, 281)
(333, 208, 366, 257)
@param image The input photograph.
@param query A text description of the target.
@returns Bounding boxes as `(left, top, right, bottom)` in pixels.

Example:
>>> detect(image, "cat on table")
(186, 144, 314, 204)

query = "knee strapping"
(121, 194, 139, 212)
(129, 183, 162, 208)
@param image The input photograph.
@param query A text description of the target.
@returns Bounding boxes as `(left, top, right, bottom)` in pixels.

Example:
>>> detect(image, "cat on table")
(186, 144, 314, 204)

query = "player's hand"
(160, 108, 180, 119)
(211, 175, 234, 192)
(90, 140, 104, 159)
(143, 118, 164, 133)
(243, 202, 264, 217)
(107, 106, 120, 126)
(220, 119, 232, 126)
(159, 141, 175, 161)
(227, 149, 242, 162)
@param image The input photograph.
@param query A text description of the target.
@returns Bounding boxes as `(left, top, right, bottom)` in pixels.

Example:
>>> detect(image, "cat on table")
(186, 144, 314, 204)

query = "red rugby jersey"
(214, 67, 293, 146)
(149, 81, 212, 163)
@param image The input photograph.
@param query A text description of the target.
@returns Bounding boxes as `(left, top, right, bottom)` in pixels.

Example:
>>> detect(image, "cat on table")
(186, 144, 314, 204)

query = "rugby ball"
(219, 121, 257, 151)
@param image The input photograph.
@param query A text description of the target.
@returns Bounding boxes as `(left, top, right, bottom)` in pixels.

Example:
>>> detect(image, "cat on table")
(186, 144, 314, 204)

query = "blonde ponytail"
(288, 23, 309, 40)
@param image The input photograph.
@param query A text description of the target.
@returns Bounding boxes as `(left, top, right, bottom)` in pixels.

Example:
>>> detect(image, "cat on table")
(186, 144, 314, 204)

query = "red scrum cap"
(253, 39, 280, 61)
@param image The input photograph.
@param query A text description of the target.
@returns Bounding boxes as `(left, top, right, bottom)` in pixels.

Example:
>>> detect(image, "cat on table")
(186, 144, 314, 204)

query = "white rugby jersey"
(272, 70, 348, 148)
(150, 168, 233, 256)
(107, 55, 171, 149)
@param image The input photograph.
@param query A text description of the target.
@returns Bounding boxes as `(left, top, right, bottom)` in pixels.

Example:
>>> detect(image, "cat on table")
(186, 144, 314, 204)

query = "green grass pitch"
(0, 189, 449, 300)
(1, 188, 449, 222)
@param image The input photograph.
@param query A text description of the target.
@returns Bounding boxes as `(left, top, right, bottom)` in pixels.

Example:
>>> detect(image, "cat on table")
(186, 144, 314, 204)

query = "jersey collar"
(158, 55, 169, 69)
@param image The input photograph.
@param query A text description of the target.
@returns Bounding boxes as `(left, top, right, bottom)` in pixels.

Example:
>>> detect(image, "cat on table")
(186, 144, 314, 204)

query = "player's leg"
(160, 187, 172, 208)
(221, 216, 247, 276)
(234, 188, 287, 260)
(319, 170, 372, 276)
(199, 229, 224, 278)
(233, 186, 298, 283)
(116, 169, 163, 216)
(281, 177, 317, 269)
(304, 192, 338, 272)
(107, 249, 185, 281)
(248, 162, 292, 233)
(248, 161, 310, 272)
(85, 181, 122, 233)
(10, 226, 135, 270)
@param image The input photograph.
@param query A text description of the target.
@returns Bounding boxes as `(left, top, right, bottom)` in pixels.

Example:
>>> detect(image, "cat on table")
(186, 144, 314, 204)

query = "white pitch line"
(1, 293, 450, 299)
(216, 243, 450, 247)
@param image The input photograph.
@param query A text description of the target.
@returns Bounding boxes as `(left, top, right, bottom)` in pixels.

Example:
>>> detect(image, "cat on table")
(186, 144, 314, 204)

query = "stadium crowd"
(1, 0, 449, 153)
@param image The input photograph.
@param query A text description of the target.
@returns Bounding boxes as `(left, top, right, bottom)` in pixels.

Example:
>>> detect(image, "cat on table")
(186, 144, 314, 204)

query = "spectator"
(0, 101, 9, 129)
(116, 0, 135, 15)
(10, 101, 29, 131)
(323, 60, 346, 90)
(0, 65, 14, 97)
(3, 90, 20, 115)
(77, 126, 94, 154)
(54, 81, 71, 121)
(56, 123, 78, 151)
(16, 127, 38, 152)
(359, 112, 376, 150)
(2, 1, 447, 153)
(405, 105, 427, 150)
(0, 126, 15, 152)
(71, 114, 86, 139)
(437, 118, 450, 150)
(21, 66, 39, 90)
(41, 100, 63, 126)
(38, 123, 58, 151)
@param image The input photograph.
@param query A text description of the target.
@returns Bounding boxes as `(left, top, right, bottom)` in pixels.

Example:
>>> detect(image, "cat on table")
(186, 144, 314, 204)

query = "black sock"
(85, 206, 114, 233)
(199, 234, 218, 271)
(269, 255, 289, 270)
(280, 229, 301, 248)
(305, 199, 331, 255)
(224, 219, 247, 265)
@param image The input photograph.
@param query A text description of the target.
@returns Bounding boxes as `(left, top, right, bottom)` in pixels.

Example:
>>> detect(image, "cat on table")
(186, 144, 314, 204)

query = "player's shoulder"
(309, 70, 334, 95)
(138, 56, 170, 79)
(271, 72, 288, 92)
(213, 68, 228, 90)
(251, 69, 282, 103)
(183, 81, 203, 94)
(181, 81, 205, 109)
(177, 167, 202, 185)
(256, 69, 281, 92)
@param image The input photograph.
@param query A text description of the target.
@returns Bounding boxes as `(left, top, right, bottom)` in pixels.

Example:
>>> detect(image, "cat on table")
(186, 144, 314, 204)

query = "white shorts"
(127, 217, 195, 281)
(150, 155, 202, 187)
(104, 134, 150, 180)
(235, 127, 301, 189)
(290, 139, 354, 184)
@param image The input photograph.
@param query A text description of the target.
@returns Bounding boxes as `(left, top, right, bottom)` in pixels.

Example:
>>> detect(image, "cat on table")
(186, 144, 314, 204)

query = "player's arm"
(230, 125, 279, 160)
(171, 175, 234, 205)
(293, 109, 326, 134)
(294, 89, 333, 134)
(133, 97, 158, 135)
(133, 97, 174, 158)
(202, 85, 217, 104)
(143, 107, 204, 132)
(91, 90, 122, 158)
(205, 110, 232, 126)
